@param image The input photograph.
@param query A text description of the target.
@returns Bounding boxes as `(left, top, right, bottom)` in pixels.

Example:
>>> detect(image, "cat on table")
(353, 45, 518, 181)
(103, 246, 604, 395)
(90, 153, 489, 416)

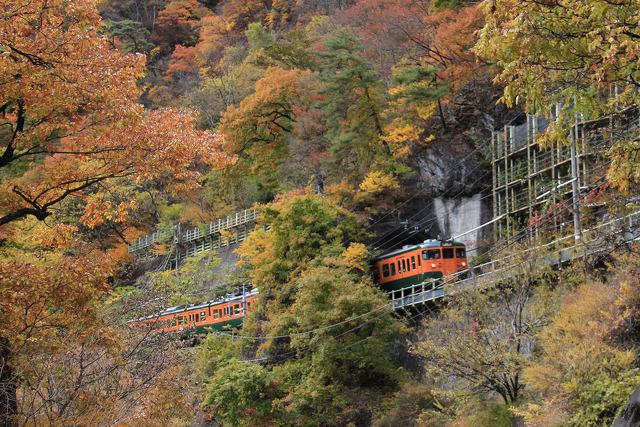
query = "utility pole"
(571, 108, 582, 240)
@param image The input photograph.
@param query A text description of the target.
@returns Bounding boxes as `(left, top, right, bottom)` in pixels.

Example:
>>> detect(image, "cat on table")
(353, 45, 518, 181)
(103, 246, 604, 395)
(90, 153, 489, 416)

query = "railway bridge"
(390, 209, 640, 310)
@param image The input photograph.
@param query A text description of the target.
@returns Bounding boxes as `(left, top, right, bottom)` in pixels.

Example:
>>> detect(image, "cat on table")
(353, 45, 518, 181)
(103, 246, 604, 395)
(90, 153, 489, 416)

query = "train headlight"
(462, 262, 466, 267)
(431, 263, 436, 268)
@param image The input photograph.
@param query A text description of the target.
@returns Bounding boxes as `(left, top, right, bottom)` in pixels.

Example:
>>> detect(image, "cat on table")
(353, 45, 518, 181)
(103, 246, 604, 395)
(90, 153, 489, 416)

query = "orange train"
(372, 239, 468, 291)
(131, 289, 258, 334)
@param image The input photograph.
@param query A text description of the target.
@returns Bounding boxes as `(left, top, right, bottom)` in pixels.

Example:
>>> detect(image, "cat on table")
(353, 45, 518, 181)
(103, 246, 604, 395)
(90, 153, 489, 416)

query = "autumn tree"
(345, 0, 485, 90)
(0, 0, 230, 423)
(412, 244, 557, 406)
(517, 252, 640, 426)
(200, 194, 405, 425)
(0, 0, 229, 227)
(476, 0, 640, 191)
(219, 67, 314, 198)
(151, 0, 210, 50)
(382, 63, 445, 159)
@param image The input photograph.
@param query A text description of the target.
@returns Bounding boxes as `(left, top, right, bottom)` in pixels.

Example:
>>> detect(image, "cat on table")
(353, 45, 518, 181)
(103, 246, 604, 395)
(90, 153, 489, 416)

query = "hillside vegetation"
(1, 0, 640, 426)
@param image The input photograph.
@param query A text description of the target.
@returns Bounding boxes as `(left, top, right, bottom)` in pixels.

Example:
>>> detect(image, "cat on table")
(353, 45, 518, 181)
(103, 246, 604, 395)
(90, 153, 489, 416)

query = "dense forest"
(2, 0, 640, 425)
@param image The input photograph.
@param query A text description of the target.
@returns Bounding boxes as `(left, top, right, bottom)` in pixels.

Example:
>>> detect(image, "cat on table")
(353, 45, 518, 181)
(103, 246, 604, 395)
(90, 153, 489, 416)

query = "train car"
(131, 288, 258, 335)
(373, 240, 468, 291)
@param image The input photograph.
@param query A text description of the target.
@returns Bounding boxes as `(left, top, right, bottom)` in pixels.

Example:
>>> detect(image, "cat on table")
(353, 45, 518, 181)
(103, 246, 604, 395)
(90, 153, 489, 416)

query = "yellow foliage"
(382, 121, 420, 143)
(325, 180, 358, 207)
(415, 104, 437, 121)
(219, 228, 237, 244)
(359, 171, 400, 195)
(341, 243, 369, 272)
(382, 118, 435, 159)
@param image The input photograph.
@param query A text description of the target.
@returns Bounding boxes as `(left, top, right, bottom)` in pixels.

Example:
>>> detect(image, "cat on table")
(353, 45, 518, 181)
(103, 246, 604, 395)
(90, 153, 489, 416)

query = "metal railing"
(129, 208, 259, 253)
(128, 230, 166, 252)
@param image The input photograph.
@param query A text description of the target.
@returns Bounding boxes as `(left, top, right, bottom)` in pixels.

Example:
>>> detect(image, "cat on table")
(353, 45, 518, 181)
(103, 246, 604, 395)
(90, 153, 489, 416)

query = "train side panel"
(140, 295, 257, 335)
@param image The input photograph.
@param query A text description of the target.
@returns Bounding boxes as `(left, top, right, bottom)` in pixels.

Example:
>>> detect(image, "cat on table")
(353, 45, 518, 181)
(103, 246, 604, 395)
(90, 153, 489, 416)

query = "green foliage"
(102, 19, 153, 53)
(459, 400, 515, 427)
(200, 195, 404, 425)
(390, 64, 447, 105)
(204, 358, 281, 427)
(253, 29, 317, 70)
(431, 0, 467, 10)
(476, 0, 640, 192)
(569, 369, 640, 427)
(318, 29, 393, 179)
(245, 23, 275, 52)
(188, 57, 263, 129)
(238, 194, 366, 289)
(148, 251, 221, 305)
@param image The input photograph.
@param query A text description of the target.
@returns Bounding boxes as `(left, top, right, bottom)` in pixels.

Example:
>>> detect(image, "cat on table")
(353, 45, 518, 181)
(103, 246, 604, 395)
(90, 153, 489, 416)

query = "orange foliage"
(345, 0, 484, 89)
(152, 0, 211, 50)
(0, 0, 232, 227)
(219, 67, 312, 177)
(164, 45, 199, 82)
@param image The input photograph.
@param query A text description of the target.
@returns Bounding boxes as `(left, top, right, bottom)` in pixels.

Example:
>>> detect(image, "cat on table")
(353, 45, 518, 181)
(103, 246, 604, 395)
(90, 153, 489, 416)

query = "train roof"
(374, 239, 466, 261)
(131, 288, 259, 322)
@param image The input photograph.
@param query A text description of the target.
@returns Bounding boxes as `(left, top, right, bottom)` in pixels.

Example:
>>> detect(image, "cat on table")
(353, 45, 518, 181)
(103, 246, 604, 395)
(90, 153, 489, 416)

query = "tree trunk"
(0, 337, 17, 427)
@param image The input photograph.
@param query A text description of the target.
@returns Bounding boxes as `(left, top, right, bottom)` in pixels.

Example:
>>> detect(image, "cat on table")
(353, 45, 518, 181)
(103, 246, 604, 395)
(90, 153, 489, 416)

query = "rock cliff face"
(374, 138, 493, 259)
(432, 194, 491, 257)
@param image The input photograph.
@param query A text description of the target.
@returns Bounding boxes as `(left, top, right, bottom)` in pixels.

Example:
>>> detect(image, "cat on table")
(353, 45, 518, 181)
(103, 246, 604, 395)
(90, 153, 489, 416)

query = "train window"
(456, 248, 466, 258)
(235, 305, 241, 314)
(201, 311, 206, 322)
(401, 259, 406, 272)
(443, 248, 454, 259)
(390, 263, 396, 275)
(424, 249, 441, 260)
(382, 264, 390, 277)
(411, 256, 416, 269)
(214, 310, 219, 319)
(417, 254, 422, 266)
